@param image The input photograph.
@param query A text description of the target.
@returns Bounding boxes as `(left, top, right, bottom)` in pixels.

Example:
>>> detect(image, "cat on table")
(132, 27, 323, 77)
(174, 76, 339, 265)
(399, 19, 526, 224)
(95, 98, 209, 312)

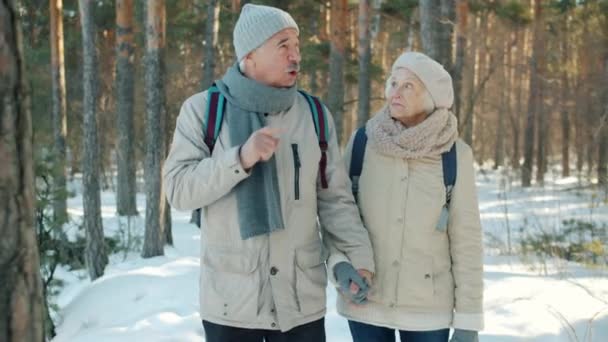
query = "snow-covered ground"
(51, 168, 608, 341)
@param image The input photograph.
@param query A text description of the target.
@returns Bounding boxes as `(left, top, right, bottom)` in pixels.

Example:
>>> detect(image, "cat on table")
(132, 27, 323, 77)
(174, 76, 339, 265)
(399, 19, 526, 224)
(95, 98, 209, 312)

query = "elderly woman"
(328, 52, 484, 342)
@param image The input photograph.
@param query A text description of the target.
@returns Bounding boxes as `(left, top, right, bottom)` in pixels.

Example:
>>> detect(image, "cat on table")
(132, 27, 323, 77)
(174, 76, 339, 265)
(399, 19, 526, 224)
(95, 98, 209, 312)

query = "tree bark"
(142, 0, 165, 258)
(596, 9, 608, 185)
(357, 0, 371, 129)
(202, 0, 219, 90)
(79, 0, 108, 279)
(462, 15, 480, 146)
(419, 0, 441, 61)
(453, 0, 467, 122)
(327, 0, 347, 142)
(560, 17, 570, 178)
(494, 35, 508, 169)
(50, 0, 68, 223)
(439, 0, 455, 73)
(522, 0, 543, 187)
(0, 1, 45, 340)
(116, 0, 138, 216)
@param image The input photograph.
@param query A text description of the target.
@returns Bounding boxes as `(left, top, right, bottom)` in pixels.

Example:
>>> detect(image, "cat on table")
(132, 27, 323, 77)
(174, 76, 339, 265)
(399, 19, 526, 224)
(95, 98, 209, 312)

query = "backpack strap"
(195, 84, 226, 229)
(437, 142, 457, 232)
(203, 83, 226, 153)
(299, 90, 330, 189)
(349, 126, 368, 201)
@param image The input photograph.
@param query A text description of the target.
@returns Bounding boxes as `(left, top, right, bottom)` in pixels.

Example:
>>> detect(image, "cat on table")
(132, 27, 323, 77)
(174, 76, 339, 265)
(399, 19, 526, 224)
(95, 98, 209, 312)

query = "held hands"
(333, 262, 373, 304)
(239, 127, 284, 170)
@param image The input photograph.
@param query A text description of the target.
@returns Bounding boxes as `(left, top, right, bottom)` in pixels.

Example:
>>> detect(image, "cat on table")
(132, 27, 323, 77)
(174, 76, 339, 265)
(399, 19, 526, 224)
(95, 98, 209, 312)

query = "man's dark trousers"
(202, 318, 326, 342)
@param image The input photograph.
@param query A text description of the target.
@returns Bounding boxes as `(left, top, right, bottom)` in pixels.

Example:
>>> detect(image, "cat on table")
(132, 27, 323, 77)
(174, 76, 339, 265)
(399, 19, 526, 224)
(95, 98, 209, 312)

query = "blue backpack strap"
(203, 83, 226, 152)
(349, 127, 368, 201)
(299, 90, 330, 189)
(437, 142, 457, 232)
(195, 83, 225, 229)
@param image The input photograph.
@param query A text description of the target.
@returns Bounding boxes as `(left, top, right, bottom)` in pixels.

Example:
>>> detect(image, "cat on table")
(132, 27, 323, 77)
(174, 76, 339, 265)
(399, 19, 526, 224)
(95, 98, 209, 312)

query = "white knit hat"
(391, 52, 454, 109)
(233, 4, 299, 61)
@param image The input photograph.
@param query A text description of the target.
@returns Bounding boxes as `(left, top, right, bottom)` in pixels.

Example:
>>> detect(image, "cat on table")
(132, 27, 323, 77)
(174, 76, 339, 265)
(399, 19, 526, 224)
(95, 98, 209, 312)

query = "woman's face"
(386, 68, 430, 126)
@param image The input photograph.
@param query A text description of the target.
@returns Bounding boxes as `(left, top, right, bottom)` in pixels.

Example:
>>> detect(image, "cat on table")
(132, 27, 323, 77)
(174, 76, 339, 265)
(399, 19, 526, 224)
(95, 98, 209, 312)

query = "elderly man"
(163, 4, 374, 341)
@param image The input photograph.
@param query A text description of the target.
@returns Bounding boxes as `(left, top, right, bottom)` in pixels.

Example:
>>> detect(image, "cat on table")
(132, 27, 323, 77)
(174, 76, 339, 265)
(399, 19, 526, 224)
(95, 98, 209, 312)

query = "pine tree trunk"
(439, 0, 455, 73)
(494, 36, 508, 169)
(116, 0, 138, 216)
(534, 5, 547, 185)
(463, 15, 480, 146)
(142, 0, 165, 258)
(522, 0, 543, 187)
(308, 8, 318, 95)
(598, 55, 608, 185)
(512, 27, 528, 170)
(560, 19, 570, 178)
(161, 81, 172, 246)
(327, 0, 347, 142)
(50, 0, 68, 223)
(79, 0, 108, 279)
(357, 0, 371, 129)
(419, 0, 441, 61)
(0, 2, 45, 340)
(453, 0, 467, 122)
(202, 0, 219, 90)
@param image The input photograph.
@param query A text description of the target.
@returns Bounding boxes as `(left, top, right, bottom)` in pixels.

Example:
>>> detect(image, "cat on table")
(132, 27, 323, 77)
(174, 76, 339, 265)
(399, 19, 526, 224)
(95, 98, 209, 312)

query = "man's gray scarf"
(215, 64, 297, 240)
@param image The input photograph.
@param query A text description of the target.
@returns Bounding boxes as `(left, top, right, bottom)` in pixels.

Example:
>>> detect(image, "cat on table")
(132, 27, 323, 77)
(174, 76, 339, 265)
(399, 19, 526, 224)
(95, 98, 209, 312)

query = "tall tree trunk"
(495, 36, 508, 169)
(419, 0, 441, 61)
(308, 8, 320, 94)
(327, 0, 347, 142)
(116, 0, 138, 216)
(160, 7, 172, 246)
(522, 0, 543, 187)
(512, 27, 529, 170)
(142, 0, 165, 258)
(598, 56, 608, 185)
(560, 17, 570, 178)
(0, 2, 45, 340)
(202, 0, 219, 90)
(534, 13, 547, 185)
(463, 15, 480, 146)
(597, 10, 608, 185)
(453, 0, 467, 122)
(50, 0, 68, 223)
(79, 0, 108, 279)
(357, 0, 371, 129)
(439, 0, 455, 73)
(162, 101, 172, 245)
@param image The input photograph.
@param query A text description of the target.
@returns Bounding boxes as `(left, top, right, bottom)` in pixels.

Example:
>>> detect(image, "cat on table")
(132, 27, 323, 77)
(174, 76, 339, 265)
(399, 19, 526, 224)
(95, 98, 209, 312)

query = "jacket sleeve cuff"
(221, 145, 250, 184)
(347, 252, 375, 275)
(327, 252, 350, 286)
(453, 312, 484, 331)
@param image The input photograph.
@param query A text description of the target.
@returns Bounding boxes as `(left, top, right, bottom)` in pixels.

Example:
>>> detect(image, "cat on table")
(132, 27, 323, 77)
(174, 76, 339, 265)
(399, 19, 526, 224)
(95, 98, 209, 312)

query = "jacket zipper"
(292, 144, 301, 200)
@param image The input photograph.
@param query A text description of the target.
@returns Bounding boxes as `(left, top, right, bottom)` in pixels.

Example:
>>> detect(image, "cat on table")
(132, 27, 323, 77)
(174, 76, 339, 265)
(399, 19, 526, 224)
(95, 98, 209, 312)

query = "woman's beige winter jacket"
(328, 134, 484, 332)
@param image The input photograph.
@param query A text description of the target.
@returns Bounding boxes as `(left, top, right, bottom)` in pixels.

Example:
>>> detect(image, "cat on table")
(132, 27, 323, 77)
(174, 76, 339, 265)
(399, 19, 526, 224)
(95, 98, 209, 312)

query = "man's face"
(244, 28, 301, 88)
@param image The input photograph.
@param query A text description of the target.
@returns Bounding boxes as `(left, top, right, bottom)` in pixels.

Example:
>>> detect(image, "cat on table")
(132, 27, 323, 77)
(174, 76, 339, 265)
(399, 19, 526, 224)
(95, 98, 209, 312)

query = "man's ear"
(244, 51, 256, 69)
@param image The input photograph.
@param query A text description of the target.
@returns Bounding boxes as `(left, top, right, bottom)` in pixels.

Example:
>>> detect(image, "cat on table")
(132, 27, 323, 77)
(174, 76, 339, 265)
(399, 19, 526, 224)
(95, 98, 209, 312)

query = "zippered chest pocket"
(291, 144, 301, 200)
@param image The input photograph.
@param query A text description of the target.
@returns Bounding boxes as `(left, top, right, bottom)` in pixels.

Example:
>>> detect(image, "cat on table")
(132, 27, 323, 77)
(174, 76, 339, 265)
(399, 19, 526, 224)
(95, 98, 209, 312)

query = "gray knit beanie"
(233, 4, 299, 61)
(391, 52, 454, 109)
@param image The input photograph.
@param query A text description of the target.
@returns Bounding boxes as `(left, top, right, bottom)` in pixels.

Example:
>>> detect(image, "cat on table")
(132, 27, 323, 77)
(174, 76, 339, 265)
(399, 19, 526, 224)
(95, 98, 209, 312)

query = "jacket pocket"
(396, 256, 434, 307)
(291, 144, 301, 201)
(202, 245, 261, 320)
(295, 241, 328, 314)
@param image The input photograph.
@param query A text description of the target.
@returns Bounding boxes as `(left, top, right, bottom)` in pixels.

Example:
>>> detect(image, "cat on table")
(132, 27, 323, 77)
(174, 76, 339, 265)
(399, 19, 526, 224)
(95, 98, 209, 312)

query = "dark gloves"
(333, 262, 369, 304)
(450, 329, 479, 342)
